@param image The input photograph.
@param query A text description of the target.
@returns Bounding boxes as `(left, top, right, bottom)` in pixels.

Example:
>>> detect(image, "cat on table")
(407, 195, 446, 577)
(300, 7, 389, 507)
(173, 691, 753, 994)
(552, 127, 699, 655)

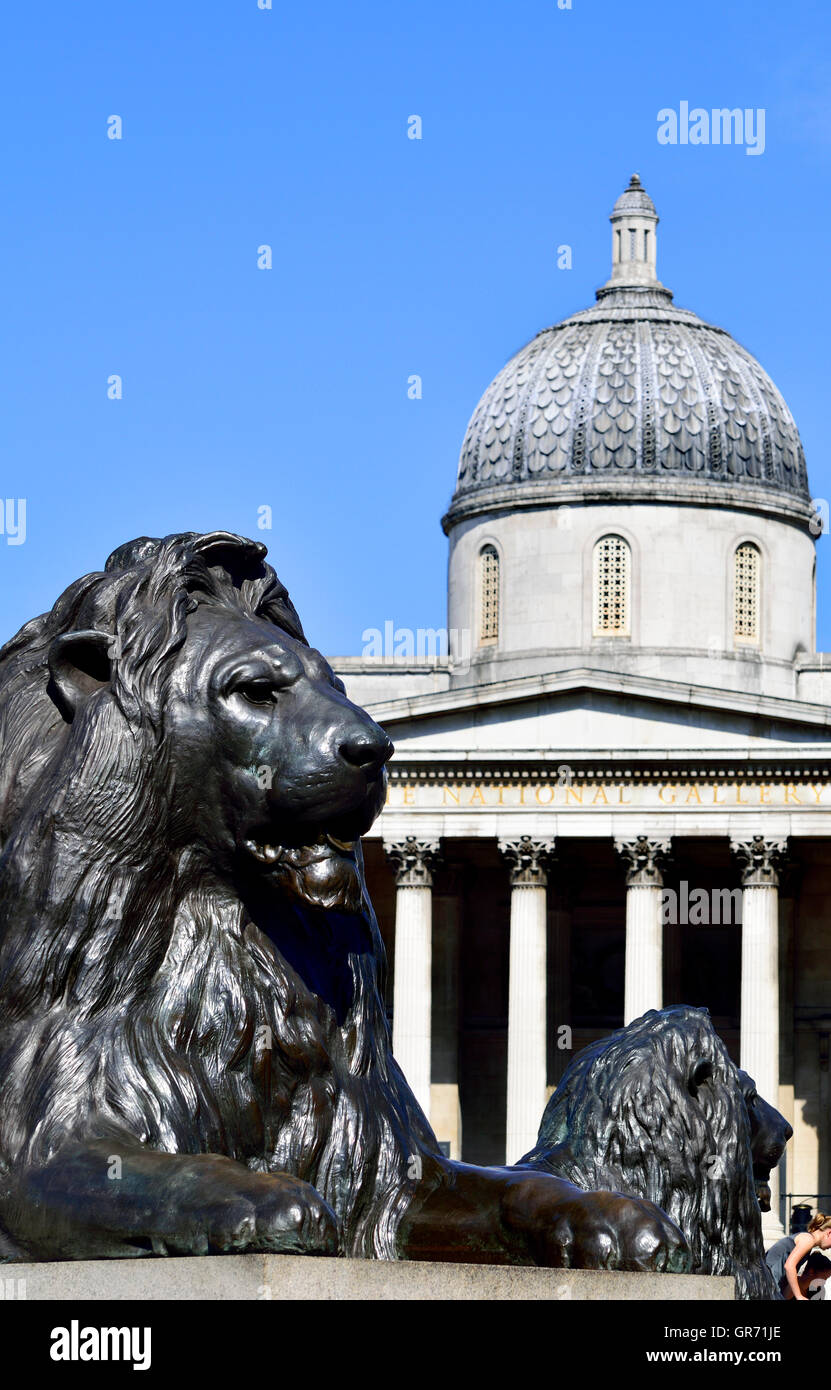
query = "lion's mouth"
(242, 831, 357, 866)
(240, 830, 363, 912)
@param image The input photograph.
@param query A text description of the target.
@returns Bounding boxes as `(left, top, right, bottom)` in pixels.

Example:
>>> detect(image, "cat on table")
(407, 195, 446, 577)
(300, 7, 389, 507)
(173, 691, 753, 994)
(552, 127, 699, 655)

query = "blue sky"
(1, 1, 829, 654)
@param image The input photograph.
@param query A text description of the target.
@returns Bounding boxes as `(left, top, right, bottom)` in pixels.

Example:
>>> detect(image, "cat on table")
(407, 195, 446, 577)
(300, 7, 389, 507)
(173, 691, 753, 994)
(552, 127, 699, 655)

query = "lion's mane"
(0, 532, 434, 1260)
(522, 1006, 778, 1300)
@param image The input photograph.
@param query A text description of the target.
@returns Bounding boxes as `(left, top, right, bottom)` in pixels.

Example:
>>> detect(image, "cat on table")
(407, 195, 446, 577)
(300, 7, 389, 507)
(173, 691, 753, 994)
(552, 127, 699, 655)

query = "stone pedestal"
(0, 1253, 736, 1301)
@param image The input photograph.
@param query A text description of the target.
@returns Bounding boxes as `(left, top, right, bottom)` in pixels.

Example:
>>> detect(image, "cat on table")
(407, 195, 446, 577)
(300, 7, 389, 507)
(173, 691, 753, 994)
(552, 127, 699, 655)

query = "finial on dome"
(600, 172, 664, 295)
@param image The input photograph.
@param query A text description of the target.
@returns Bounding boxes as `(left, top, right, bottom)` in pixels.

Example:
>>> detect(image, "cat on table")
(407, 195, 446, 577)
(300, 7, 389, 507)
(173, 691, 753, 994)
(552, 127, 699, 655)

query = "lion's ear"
(47, 630, 114, 721)
(688, 1059, 714, 1099)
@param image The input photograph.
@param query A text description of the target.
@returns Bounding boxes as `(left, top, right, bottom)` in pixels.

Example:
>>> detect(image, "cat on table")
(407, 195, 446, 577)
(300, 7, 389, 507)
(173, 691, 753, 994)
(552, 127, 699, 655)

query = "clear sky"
(1, 1, 829, 655)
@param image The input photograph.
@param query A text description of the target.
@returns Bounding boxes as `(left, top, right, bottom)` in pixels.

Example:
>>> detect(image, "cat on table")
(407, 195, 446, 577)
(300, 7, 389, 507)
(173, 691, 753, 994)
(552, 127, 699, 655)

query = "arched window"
(479, 545, 500, 645)
(593, 534, 630, 636)
(734, 543, 760, 643)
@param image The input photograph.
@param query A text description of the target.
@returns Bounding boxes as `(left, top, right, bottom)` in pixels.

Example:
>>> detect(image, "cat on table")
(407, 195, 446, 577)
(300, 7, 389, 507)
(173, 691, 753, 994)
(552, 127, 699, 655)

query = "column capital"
(384, 836, 441, 888)
(615, 835, 672, 886)
(499, 836, 556, 887)
(730, 835, 788, 887)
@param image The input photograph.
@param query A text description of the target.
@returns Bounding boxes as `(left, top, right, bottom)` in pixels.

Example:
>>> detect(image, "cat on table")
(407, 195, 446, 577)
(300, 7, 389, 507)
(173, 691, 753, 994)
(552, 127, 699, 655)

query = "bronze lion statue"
(0, 531, 688, 1271)
(521, 1006, 790, 1299)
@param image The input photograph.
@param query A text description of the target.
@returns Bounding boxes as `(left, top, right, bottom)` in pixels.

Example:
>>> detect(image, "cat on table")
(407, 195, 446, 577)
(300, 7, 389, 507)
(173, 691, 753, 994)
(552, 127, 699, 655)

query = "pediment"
(367, 668, 831, 759)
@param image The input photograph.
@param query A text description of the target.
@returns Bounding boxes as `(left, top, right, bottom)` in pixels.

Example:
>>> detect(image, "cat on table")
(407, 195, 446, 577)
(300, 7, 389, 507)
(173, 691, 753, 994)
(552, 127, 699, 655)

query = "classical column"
(615, 836, 671, 1026)
(499, 836, 556, 1165)
(549, 879, 575, 1089)
(385, 837, 441, 1120)
(430, 867, 463, 1160)
(732, 835, 788, 1242)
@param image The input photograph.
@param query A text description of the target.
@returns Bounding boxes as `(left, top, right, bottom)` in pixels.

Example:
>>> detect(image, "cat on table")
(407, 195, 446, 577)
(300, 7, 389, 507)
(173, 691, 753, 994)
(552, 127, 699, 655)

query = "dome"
(444, 176, 810, 533)
(611, 170, 657, 216)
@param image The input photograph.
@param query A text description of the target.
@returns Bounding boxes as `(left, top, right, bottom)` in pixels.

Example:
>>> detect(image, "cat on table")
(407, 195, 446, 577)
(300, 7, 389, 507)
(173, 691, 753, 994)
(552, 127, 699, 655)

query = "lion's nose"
(339, 729, 394, 773)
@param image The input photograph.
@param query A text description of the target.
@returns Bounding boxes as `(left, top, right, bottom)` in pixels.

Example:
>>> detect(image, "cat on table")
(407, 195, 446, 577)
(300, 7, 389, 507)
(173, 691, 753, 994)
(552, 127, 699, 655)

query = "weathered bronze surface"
(0, 531, 689, 1272)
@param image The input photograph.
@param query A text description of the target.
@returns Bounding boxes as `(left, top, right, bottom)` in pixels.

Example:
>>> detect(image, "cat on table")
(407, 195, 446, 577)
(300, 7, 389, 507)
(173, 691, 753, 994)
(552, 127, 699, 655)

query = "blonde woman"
(766, 1214, 831, 1300)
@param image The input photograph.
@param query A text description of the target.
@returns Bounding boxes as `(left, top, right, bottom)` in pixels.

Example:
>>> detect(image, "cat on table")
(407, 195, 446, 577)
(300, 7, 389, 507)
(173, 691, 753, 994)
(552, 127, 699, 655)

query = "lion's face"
(738, 1070, 792, 1212)
(164, 602, 392, 912)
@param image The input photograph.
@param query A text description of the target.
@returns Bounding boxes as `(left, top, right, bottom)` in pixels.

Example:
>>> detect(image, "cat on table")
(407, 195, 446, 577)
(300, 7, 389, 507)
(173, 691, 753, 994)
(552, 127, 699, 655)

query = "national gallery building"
(333, 176, 831, 1242)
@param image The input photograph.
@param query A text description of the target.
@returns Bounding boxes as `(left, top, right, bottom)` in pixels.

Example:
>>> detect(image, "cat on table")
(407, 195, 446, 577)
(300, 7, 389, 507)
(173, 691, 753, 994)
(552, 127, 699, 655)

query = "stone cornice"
(441, 479, 815, 536)
(383, 752, 831, 784)
(366, 665, 831, 733)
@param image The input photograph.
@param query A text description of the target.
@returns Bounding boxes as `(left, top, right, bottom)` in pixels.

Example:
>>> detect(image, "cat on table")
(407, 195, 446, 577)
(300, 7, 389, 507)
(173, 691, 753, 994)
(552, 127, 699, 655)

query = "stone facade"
(331, 177, 831, 1242)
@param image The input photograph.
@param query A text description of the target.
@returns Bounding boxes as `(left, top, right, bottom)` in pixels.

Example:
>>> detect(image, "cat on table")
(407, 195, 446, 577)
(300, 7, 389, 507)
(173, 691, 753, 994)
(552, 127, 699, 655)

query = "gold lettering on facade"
(389, 779, 828, 811)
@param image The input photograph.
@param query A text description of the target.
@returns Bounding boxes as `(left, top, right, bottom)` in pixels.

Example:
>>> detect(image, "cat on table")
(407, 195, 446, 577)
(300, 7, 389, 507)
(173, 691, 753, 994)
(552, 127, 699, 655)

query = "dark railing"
(783, 1194, 831, 1234)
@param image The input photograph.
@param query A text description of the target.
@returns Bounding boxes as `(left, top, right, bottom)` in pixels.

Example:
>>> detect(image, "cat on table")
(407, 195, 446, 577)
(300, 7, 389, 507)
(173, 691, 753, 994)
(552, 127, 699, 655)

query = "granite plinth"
(1, 1255, 735, 1301)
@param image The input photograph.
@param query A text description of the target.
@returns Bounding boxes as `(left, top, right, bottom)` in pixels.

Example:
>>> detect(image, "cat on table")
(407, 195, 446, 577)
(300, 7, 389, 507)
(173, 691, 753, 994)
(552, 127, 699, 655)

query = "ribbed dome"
(446, 178, 809, 529)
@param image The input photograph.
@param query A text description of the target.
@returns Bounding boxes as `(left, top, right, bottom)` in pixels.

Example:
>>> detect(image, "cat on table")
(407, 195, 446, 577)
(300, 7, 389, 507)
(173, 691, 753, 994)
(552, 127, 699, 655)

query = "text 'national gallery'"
(334, 176, 831, 1244)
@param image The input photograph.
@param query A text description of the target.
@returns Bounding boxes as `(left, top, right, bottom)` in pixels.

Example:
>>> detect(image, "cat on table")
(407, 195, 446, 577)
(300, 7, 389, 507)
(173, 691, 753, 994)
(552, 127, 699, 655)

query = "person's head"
(799, 1251, 831, 1298)
(807, 1213, 831, 1249)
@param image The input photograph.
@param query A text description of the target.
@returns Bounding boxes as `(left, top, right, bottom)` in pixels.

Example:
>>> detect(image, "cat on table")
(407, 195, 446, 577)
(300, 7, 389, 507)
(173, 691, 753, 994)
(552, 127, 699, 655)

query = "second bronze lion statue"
(521, 1006, 791, 1300)
(0, 530, 687, 1272)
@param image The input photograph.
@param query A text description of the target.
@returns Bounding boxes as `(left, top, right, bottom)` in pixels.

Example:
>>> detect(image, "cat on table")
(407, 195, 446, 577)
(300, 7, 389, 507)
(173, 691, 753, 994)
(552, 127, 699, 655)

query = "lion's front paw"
(200, 1178, 338, 1257)
(562, 1191, 691, 1274)
(242, 1173, 340, 1257)
(501, 1176, 690, 1273)
(159, 1157, 339, 1257)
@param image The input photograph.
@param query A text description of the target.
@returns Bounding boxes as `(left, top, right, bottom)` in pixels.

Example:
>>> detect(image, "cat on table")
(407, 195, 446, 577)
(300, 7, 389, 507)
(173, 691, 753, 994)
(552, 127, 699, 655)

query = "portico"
(353, 744, 831, 1236)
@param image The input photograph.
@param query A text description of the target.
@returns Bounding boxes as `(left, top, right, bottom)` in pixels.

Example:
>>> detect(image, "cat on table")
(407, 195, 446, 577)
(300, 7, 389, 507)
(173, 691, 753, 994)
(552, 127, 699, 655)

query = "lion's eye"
(235, 682, 275, 707)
